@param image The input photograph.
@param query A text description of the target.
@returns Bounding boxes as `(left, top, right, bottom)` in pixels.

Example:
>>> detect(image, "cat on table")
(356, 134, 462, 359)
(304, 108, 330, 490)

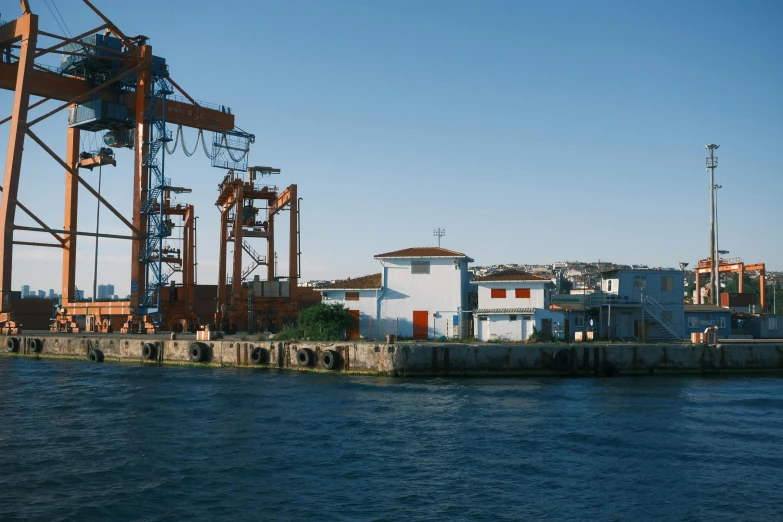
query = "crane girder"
(0, 18, 22, 46)
(0, 62, 235, 132)
(268, 186, 294, 219)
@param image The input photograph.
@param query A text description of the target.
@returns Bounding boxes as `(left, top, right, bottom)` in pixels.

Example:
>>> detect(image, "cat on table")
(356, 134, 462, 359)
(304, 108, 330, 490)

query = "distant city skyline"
(1, 0, 781, 295)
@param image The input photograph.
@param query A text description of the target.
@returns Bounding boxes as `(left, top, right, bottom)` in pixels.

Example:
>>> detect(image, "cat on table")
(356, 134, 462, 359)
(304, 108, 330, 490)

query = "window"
(411, 260, 430, 274)
(479, 316, 488, 321)
(491, 288, 506, 299)
(574, 316, 585, 327)
(661, 311, 673, 324)
(523, 315, 532, 320)
(608, 280, 612, 291)
(509, 315, 517, 321)
(661, 276, 673, 291)
(688, 316, 699, 328)
(515, 288, 531, 299)
(718, 317, 727, 328)
(345, 292, 359, 301)
(634, 276, 647, 291)
(769, 318, 778, 330)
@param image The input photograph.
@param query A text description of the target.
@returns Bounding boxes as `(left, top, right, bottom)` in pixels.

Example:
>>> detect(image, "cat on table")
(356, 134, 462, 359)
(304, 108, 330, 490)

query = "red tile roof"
(317, 273, 382, 290)
(472, 269, 552, 283)
(374, 247, 472, 260)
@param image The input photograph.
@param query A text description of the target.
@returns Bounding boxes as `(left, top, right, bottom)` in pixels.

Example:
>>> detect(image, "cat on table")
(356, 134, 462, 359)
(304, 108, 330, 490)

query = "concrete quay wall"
(2, 334, 783, 377)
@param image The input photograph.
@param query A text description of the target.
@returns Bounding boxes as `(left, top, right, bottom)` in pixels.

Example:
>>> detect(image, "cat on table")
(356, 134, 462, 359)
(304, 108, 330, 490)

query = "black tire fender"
(296, 348, 312, 367)
(29, 338, 42, 353)
(5, 337, 19, 353)
(250, 347, 267, 365)
(552, 348, 574, 372)
(321, 350, 340, 370)
(88, 349, 104, 363)
(142, 342, 157, 361)
(189, 342, 207, 363)
(601, 360, 618, 377)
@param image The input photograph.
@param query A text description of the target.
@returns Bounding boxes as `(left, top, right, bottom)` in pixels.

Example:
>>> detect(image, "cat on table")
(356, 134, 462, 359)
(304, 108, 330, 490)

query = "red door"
(413, 310, 429, 340)
(347, 310, 360, 340)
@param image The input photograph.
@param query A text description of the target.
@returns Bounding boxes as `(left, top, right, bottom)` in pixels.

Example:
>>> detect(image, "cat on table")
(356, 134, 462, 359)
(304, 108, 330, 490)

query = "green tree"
(279, 303, 355, 341)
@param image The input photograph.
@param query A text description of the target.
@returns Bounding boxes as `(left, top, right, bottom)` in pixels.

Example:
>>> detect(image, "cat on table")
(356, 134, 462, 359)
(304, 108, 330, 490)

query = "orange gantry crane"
(695, 257, 767, 312)
(214, 167, 300, 333)
(0, 1, 247, 333)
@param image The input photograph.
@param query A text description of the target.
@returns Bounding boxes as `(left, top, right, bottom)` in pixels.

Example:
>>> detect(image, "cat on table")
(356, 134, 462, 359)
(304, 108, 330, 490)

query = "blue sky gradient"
(1, 0, 781, 296)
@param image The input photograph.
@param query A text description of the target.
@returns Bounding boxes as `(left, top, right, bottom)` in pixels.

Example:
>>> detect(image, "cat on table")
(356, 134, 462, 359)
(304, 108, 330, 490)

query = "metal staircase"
(241, 240, 266, 281)
(641, 295, 681, 341)
(138, 76, 174, 316)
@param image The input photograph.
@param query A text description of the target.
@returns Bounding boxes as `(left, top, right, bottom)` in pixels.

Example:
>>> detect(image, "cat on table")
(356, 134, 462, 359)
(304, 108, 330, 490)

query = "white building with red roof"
(318, 247, 474, 340)
(471, 269, 564, 342)
(319, 273, 382, 339)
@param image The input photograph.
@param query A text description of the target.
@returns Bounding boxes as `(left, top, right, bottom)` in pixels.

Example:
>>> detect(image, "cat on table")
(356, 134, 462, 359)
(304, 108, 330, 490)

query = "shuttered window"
(411, 261, 430, 274)
(491, 288, 506, 298)
(345, 292, 360, 301)
(515, 288, 530, 298)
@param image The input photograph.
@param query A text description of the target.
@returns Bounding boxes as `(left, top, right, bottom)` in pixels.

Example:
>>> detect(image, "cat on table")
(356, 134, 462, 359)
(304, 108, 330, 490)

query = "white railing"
(641, 294, 680, 339)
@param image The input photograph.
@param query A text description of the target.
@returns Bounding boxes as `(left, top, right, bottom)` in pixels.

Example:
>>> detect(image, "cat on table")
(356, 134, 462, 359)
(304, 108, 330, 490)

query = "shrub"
(527, 326, 544, 343)
(283, 303, 355, 341)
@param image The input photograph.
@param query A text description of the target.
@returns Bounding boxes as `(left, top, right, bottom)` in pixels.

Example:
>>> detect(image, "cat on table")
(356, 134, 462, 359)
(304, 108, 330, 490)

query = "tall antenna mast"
(433, 227, 446, 248)
(705, 144, 719, 305)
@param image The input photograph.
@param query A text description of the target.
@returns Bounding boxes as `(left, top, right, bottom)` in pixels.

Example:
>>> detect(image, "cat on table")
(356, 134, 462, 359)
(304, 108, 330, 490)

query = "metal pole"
(194, 216, 198, 285)
(709, 152, 715, 304)
(714, 184, 721, 307)
(92, 163, 101, 302)
(705, 144, 720, 305)
(297, 197, 302, 279)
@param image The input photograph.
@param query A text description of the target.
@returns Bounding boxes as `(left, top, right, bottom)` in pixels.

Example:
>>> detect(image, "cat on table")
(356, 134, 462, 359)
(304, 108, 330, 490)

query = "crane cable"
(164, 125, 250, 163)
(165, 126, 199, 157)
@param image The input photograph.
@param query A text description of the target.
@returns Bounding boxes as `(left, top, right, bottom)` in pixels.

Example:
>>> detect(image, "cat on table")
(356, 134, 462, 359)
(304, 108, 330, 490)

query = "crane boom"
(0, 62, 234, 132)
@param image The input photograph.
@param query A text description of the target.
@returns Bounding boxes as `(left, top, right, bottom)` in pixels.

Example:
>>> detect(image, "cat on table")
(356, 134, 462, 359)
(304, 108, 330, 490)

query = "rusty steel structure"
(215, 167, 300, 333)
(0, 1, 248, 334)
(695, 257, 766, 313)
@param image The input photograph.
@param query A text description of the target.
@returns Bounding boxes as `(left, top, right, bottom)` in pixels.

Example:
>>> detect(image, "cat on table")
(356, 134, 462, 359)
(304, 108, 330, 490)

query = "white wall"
(475, 281, 550, 309)
(474, 310, 564, 342)
(321, 289, 378, 319)
(475, 313, 535, 341)
(378, 258, 468, 338)
(602, 277, 620, 293)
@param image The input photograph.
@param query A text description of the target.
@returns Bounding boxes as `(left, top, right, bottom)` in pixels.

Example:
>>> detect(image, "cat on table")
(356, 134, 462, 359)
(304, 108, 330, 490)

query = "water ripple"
(1, 358, 782, 520)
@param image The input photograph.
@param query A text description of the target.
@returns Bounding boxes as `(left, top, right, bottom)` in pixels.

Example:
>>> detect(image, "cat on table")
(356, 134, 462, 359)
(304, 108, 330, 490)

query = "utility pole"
(705, 144, 719, 305)
(714, 183, 722, 307)
(433, 228, 445, 248)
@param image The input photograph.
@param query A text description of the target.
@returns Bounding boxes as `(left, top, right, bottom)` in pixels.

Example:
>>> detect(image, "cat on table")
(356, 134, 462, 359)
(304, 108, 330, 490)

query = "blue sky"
(1, 0, 781, 296)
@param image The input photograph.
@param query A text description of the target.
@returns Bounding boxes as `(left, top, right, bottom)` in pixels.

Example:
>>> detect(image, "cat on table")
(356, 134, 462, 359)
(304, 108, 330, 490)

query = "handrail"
(641, 295, 680, 338)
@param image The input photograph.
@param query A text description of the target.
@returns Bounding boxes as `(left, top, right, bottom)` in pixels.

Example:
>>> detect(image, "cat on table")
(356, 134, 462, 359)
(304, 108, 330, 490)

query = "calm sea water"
(1, 357, 782, 521)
